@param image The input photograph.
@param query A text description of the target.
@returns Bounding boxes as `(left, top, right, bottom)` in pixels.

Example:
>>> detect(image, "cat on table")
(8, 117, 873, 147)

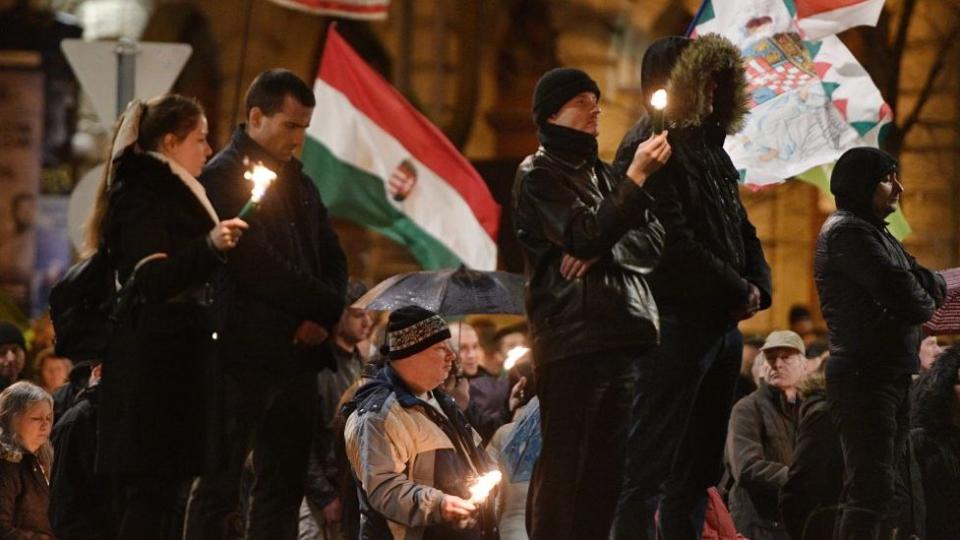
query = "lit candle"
(468, 470, 502, 504)
(503, 346, 530, 371)
(650, 89, 668, 135)
(238, 162, 277, 220)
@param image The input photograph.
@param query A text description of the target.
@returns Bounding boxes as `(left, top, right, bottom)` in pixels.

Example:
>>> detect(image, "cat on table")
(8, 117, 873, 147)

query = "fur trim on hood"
(0, 438, 24, 464)
(642, 34, 750, 134)
(797, 371, 826, 400)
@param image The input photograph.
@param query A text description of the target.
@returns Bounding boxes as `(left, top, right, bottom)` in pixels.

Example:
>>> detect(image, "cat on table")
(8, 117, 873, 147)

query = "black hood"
(640, 33, 749, 134)
(830, 146, 898, 217)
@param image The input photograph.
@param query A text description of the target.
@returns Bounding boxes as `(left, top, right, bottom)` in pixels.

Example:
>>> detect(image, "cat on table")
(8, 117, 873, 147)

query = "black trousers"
(827, 371, 911, 540)
(184, 362, 318, 540)
(113, 475, 186, 540)
(527, 351, 641, 540)
(613, 316, 743, 540)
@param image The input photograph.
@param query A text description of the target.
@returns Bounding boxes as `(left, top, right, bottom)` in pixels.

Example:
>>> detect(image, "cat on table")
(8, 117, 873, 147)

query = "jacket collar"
(229, 125, 305, 177)
(379, 364, 455, 413)
(758, 380, 799, 415)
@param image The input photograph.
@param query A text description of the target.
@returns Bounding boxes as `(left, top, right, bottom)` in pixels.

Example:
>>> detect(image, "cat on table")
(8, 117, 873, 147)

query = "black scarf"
(536, 123, 598, 164)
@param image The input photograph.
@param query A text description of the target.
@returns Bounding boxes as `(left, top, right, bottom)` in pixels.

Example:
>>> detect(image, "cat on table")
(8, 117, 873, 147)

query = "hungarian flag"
(303, 27, 500, 270)
(267, 0, 389, 20)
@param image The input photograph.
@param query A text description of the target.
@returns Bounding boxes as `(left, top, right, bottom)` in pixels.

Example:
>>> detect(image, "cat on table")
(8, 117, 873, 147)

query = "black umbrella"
(353, 266, 525, 316)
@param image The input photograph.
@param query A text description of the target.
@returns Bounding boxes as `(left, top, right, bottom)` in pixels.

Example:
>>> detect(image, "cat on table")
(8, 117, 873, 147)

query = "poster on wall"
(0, 52, 44, 317)
(32, 196, 71, 318)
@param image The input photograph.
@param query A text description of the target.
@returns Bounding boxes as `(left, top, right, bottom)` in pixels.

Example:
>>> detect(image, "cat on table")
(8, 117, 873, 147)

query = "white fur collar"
(147, 151, 220, 226)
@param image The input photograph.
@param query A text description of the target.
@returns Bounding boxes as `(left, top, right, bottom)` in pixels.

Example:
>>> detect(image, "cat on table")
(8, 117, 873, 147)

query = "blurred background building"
(0, 0, 958, 336)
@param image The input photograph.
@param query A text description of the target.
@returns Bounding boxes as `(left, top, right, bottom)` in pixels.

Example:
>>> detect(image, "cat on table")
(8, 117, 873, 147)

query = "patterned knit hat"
(385, 306, 451, 361)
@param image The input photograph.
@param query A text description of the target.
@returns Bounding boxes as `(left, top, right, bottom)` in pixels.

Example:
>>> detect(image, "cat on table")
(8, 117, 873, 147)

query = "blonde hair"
(0, 381, 54, 475)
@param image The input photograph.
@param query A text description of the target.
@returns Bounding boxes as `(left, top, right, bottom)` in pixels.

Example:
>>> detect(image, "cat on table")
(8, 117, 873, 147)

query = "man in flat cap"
(512, 66, 670, 539)
(815, 146, 945, 539)
(344, 305, 496, 540)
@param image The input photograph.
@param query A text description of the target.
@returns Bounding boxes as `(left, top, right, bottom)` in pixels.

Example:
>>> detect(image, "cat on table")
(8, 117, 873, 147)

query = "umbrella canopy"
(353, 266, 525, 316)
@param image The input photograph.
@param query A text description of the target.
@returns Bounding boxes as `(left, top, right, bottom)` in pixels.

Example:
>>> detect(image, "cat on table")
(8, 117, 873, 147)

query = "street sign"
(61, 39, 192, 126)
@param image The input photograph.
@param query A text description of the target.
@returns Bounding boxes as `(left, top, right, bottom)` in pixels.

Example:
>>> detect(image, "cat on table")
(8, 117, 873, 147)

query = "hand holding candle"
(503, 346, 530, 371)
(238, 162, 278, 219)
(650, 89, 668, 134)
(468, 470, 502, 504)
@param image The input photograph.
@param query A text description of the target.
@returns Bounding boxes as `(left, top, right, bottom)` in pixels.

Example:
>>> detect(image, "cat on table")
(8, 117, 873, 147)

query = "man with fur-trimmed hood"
(611, 35, 772, 540)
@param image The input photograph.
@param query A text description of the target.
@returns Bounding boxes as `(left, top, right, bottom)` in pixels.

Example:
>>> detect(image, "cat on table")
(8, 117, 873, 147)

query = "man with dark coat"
(185, 69, 348, 540)
(612, 34, 772, 540)
(725, 331, 804, 540)
(512, 66, 670, 539)
(301, 280, 371, 538)
(814, 146, 945, 539)
(50, 363, 110, 539)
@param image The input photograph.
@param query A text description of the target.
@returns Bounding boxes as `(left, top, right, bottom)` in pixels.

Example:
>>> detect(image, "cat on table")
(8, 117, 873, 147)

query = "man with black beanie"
(815, 146, 945, 539)
(512, 67, 670, 539)
(344, 305, 496, 539)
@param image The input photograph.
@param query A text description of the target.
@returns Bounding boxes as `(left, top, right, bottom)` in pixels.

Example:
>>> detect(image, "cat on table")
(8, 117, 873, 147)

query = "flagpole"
(231, 0, 255, 124)
(684, 0, 708, 37)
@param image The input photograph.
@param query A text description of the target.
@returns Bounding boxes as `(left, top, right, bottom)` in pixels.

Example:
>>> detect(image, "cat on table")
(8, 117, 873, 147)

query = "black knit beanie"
(383, 305, 451, 361)
(830, 147, 898, 211)
(0, 322, 25, 350)
(532, 68, 601, 127)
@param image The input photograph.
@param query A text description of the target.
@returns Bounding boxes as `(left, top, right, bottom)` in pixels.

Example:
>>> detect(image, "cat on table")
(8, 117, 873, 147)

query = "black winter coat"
(814, 210, 945, 375)
(200, 127, 347, 368)
(780, 384, 843, 540)
(512, 127, 664, 365)
(99, 150, 224, 476)
(50, 385, 108, 539)
(614, 34, 771, 324)
(0, 448, 53, 539)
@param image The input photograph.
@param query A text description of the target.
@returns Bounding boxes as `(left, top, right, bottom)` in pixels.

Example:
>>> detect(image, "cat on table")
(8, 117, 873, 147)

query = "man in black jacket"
(611, 35, 772, 540)
(185, 69, 348, 540)
(815, 146, 945, 540)
(512, 67, 670, 540)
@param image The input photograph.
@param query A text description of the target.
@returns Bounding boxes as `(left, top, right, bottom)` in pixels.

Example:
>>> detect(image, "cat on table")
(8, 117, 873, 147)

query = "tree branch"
(888, 0, 917, 106)
(898, 20, 960, 136)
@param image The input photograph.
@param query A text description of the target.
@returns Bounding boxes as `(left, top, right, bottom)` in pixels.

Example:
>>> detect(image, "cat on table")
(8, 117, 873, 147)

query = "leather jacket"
(512, 142, 664, 365)
(814, 210, 945, 374)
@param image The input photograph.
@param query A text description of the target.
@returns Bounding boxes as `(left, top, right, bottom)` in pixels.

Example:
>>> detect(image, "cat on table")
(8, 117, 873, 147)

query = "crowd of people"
(0, 31, 958, 540)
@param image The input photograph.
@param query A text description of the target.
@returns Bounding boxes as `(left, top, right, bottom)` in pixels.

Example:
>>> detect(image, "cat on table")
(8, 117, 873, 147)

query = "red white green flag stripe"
(266, 0, 390, 20)
(303, 27, 500, 270)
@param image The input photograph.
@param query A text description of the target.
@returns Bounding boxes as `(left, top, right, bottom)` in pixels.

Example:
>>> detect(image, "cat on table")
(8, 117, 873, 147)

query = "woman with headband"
(86, 95, 247, 538)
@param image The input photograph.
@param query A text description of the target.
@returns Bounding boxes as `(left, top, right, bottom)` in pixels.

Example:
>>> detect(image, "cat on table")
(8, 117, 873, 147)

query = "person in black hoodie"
(909, 343, 960, 540)
(512, 67, 670, 539)
(611, 35, 772, 540)
(814, 146, 945, 539)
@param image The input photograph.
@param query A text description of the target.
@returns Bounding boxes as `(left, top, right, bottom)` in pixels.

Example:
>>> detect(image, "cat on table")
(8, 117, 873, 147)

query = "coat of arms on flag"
(690, 0, 890, 189)
(302, 27, 501, 270)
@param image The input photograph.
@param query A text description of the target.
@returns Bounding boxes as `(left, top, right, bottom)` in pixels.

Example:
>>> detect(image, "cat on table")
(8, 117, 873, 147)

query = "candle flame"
(651, 89, 668, 111)
(503, 346, 530, 371)
(244, 163, 277, 203)
(468, 470, 502, 503)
